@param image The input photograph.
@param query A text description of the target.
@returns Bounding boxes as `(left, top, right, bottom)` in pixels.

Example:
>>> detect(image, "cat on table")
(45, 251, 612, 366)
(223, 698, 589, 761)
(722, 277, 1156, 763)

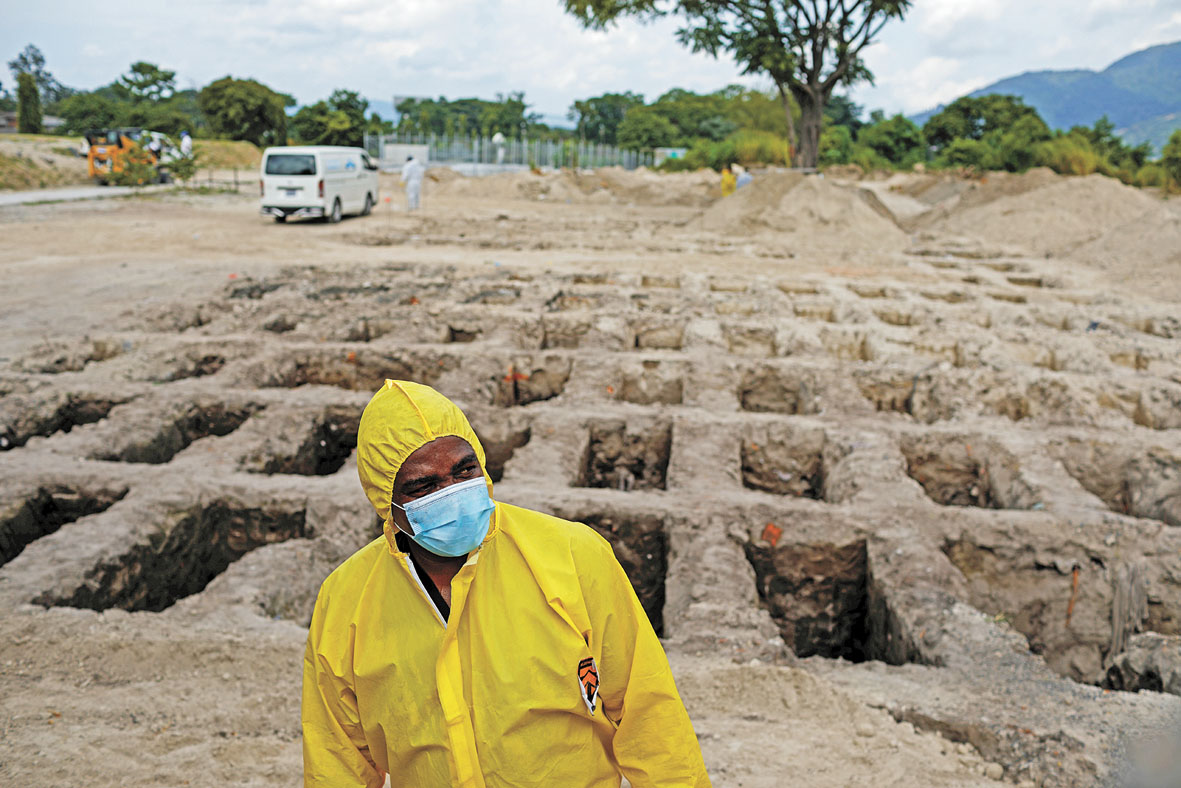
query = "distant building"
(0, 111, 66, 134)
(654, 147, 687, 167)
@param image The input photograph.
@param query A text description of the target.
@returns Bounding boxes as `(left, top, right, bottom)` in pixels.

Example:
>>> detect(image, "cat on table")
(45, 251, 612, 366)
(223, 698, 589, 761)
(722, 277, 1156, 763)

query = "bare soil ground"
(1, 168, 1180, 787)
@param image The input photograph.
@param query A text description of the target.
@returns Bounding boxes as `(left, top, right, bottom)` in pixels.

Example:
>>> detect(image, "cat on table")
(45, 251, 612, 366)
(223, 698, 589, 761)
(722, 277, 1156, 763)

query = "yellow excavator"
(84, 128, 173, 184)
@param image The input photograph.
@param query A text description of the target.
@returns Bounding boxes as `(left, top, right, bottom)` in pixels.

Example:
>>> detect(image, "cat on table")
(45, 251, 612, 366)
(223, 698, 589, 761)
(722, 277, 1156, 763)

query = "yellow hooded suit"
(302, 380, 711, 787)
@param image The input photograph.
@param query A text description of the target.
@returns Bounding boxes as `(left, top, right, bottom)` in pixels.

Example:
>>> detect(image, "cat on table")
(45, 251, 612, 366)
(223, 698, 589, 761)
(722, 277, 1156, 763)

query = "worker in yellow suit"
(720, 165, 736, 197)
(302, 380, 711, 788)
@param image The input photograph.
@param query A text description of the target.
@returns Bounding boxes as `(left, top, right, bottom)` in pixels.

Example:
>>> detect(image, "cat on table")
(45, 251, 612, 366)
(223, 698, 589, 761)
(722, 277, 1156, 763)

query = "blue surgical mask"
(391, 476, 494, 557)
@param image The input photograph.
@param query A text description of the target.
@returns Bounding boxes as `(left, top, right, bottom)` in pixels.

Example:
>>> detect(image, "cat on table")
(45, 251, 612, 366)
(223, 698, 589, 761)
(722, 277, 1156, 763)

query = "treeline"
(0, 44, 574, 147)
(819, 94, 1181, 189)
(5, 42, 1178, 187)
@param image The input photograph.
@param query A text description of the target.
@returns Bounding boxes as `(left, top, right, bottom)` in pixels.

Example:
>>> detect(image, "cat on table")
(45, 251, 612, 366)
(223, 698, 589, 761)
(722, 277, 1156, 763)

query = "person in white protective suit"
(401, 155, 426, 211)
(180, 130, 193, 157)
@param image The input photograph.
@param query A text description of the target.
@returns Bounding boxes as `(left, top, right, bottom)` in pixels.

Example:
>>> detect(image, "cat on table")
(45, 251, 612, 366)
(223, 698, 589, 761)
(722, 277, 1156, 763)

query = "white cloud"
(81, 44, 104, 57)
(918, 0, 1010, 37)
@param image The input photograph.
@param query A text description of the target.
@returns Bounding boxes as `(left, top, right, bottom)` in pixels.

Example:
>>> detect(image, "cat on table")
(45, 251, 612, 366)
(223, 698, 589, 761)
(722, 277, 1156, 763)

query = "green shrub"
(856, 114, 925, 167)
(1162, 129, 1181, 191)
(818, 125, 855, 166)
(848, 143, 891, 172)
(728, 129, 790, 166)
(937, 138, 996, 170)
(1035, 136, 1100, 176)
(1134, 163, 1168, 188)
(107, 142, 158, 186)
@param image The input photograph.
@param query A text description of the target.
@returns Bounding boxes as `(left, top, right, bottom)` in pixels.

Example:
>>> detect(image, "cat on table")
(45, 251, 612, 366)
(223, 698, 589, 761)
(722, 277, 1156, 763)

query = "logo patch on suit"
(578, 657, 599, 715)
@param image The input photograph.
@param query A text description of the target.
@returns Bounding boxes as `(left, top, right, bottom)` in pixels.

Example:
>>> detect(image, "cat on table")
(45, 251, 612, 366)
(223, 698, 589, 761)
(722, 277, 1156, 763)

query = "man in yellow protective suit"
(302, 380, 711, 788)
(720, 165, 736, 197)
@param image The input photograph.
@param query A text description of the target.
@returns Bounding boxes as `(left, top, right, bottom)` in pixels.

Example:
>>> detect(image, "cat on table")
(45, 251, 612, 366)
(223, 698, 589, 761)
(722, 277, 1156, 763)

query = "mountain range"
(913, 40, 1181, 154)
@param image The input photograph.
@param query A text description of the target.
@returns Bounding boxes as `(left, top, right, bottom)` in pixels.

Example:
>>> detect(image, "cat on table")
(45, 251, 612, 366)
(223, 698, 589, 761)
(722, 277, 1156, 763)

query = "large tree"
(17, 72, 42, 133)
(291, 89, 369, 146)
(568, 91, 644, 144)
(7, 44, 67, 105)
(198, 76, 290, 147)
(116, 61, 177, 103)
(562, 0, 910, 167)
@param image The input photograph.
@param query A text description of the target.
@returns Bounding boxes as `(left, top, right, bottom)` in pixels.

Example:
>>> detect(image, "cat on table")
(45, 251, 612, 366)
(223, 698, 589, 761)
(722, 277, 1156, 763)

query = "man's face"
(390, 436, 483, 535)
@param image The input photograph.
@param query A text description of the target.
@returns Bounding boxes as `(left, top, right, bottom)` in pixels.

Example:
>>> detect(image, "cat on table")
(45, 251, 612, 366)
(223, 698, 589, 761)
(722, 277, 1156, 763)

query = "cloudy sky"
(4, 0, 1180, 124)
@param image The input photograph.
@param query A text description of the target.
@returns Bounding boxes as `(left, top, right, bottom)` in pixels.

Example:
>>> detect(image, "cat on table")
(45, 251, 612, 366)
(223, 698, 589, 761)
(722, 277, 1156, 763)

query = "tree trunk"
(796, 91, 825, 170)
(776, 83, 797, 167)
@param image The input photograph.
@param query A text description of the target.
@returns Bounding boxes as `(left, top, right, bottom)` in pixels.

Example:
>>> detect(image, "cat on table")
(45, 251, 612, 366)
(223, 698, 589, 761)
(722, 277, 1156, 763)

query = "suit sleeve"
(302, 592, 384, 788)
(584, 536, 712, 788)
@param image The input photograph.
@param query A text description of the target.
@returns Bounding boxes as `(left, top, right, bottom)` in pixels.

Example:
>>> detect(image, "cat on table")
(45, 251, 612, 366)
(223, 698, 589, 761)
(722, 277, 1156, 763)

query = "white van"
(259, 146, 380, 223)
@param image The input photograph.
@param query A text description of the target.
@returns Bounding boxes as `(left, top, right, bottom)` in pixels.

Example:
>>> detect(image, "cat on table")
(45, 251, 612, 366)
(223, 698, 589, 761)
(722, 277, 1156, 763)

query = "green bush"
(856, 114, 925, 167)
(849, 143, 891, 172)
(728, 129, 790, 166)
(818, 125, 854, 166)
(1162, 129, 1181, 191)
(937, 138, 996, 170)
(1134, 163, 1168, 189)
(168, 147, 199, 184)
(1035, 136, 1100, 176)
(107, 142, 158, 186)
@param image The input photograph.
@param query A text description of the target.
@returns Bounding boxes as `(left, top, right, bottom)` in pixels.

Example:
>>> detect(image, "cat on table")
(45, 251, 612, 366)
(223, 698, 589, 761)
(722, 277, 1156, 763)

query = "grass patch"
(193, 139, 262, 169)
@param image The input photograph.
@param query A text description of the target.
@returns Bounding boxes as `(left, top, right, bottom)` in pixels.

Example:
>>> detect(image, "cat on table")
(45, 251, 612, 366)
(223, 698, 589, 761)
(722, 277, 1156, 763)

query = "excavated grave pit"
(0, 393, 128, 450)
(1055, 440, 1181, 527)
(491, 357, 571, 407)
(738, 368, 821, 415)
(258, 350, 457, 391)
(900, 435, 1030, 509)
(148, 352, 227, 382)
(17, 338, 123, 373)
(724, 325, 777, 357)
(940, 536, 1170, 686)
(92, 401, 260, 464)
(0, 484, 128, 566)
(616, 360, 684, 406)
(469, 418, 532, 483)
(253, 406, 361, 476)
(856, 373, 917, 415)
(741, 423, 827, 499)
(744, 538, 871, 661)
(631, 321, 685, 351)
(578, 511, 667, 636)
(578, 420, 672, 491)
(37, 501, 308, 613)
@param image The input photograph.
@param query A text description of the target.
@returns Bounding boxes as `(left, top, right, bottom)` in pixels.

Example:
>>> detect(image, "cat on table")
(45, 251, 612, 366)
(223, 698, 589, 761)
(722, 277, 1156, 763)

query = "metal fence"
(364, 133, 653, 170)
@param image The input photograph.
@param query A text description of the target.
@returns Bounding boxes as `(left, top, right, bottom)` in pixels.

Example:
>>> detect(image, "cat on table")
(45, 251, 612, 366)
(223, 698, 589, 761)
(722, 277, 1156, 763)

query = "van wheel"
(361, 193, 373, 216)
(328, 199, 343, 223)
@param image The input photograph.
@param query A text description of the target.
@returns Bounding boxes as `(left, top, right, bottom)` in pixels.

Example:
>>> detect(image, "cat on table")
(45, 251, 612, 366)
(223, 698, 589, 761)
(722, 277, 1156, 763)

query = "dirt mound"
(431, 166, 717, 207)
(932, 173, 1160, 258)
(591, 166, 718, 207)
(0, 135, 89, 190)
(697, 172, 909, 250)
(1069, 199, 1181, 301)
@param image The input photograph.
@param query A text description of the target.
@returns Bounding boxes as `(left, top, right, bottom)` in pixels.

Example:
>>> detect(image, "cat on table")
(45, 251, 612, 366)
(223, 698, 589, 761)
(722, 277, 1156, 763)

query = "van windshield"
(265, 154, 317, 175)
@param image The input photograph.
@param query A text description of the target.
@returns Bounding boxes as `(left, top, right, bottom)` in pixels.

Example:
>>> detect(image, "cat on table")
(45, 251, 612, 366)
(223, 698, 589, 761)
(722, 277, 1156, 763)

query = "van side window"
(362, 153, 378, 170)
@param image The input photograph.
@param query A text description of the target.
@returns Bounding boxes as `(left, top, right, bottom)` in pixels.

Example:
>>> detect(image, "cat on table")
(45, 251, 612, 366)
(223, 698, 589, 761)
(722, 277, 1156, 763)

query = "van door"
(360, 152, 379, 210)
(263, 152, 319, 209)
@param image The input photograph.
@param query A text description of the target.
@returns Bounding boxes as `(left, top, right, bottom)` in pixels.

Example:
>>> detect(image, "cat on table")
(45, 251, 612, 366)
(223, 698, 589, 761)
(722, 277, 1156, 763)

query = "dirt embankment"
(0, 135, 89, 190)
